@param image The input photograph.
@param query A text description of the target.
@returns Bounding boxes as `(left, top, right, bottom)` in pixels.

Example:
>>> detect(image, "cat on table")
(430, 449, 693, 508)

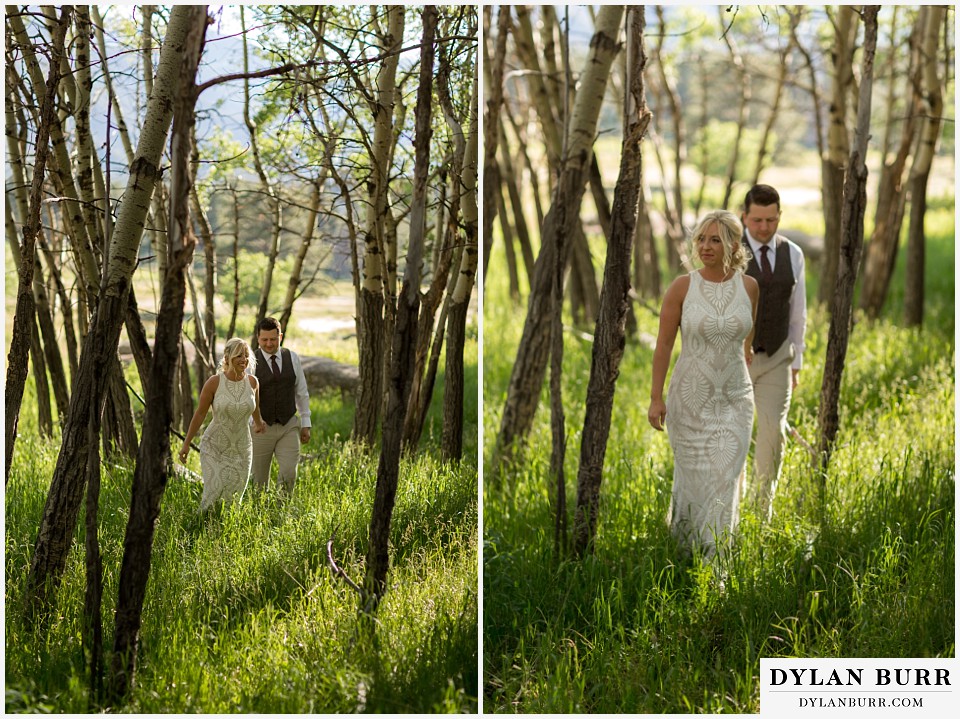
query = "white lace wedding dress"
(199, 373, 255, 510)
(665, 271, 754, 558)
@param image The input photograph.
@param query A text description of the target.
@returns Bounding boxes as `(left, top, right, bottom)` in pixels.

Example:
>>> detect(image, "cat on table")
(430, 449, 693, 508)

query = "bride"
(647, 210, 759, 559)
(179, 338, 267, 510)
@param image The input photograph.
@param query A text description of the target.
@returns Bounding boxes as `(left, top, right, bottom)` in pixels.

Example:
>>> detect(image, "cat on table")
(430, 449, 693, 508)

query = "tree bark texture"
(32, 255, 71, 425)
(83, 402, 104, 707)
(365, 6, 435, 607)
(569, 223, 600, 327)
(817, 7, 879, 476)
(125, 287, 154, 396)
(499, 120, 535, 282)
(5, 6, 71, 483)
(29, 305, 54, 438)
(402, 171, 460, 450)
(494, 5, 624, 467)
(652, 6, 686, 270)
(819, 6, 860, 309)
(103, 355, 138, 458)
(353, 5, 404, 447)
(9, 10, 101, 300)
(859, 8, 921, 318)
(7, 86, 73, 417)
(633, 181, 660, 301)
(482, 5, 510, 287)
(11, 10, 102, 297)
(189, 182, 218, 373)
(442, 52, 479, 462)
(574, 6, 650, 556)
(904, 5, 945, 327)
(110, 6, 208, 702)
(497, 175, 522, 301)
(513, 5, 562, 167)
(26, 5, 194, 614)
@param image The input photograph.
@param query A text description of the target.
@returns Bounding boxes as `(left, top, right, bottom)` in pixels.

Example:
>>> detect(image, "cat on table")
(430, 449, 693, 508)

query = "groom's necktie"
(271, 354, 281, 380)
(759, 245, 774, 281)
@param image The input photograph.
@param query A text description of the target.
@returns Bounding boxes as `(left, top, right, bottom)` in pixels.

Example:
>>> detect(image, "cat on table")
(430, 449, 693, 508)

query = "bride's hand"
(648, 399, 666, 432)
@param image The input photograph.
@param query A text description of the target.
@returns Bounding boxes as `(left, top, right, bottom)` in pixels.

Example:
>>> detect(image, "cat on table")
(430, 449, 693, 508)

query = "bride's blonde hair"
(689, 210, 750, 273)
(218, 337, 256, 374)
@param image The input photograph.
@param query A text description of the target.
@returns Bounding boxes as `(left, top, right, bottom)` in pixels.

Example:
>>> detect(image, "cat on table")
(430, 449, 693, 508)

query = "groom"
(742, 184, 807, 522)
(251, 317, 312, 493)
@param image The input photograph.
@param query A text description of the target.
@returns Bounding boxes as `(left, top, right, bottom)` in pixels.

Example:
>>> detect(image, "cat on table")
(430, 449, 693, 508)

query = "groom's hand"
(300, 428, 311, 444)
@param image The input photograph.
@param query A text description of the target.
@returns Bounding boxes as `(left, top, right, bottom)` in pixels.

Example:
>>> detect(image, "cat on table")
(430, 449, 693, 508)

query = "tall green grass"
(483, 207, 954, 713)
(5, 334, 479, 713)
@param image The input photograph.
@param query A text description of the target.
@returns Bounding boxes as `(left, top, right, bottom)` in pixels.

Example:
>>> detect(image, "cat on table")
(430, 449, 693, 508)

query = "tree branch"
(326, 525, 366, 600)
(196, 61, 297, 95)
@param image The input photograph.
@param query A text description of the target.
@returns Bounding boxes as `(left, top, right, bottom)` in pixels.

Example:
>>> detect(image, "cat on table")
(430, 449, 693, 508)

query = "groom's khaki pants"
(252, 416, 301, 492)
(748, 341, 794, 521)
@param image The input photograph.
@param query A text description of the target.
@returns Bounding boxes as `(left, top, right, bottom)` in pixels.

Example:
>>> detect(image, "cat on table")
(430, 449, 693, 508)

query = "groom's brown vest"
(745, 237, 795, 355)
(255, 348, 297, 425)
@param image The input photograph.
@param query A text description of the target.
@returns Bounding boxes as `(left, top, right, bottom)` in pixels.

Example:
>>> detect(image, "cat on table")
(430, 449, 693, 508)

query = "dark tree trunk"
(30, 308, 54, 438)
(493, 6, 624, 467)
(858, 152, 912, 318)
(574, 6, 650, 556)
(110, 5, 208, 702)
(820, 158, 846, 312)
(441, 299, 469, 461)
(402, 174, 460, 451)
(83, 403, 104, 708)
(413, 287, 453, 449)
(177, 340, 193, 434)
(903, 171, 927, 326)
(365, 6, 436, 607)
(125, 286, 154, 395)
(227, 187, 241, 340)
(817, 7, 878, 478)
(33, 256, 70, 425)
(498, 176, 522, 302)
(858, 6, 918, 318)
(903, 5, 945, 327)
(589, 152, 612, 240)
(633, 183, 660, 301)
(103, 355, 138, 458)
(569, 223, 600, 327)
(38, 233, 80, 381)
(548, 233, 566, 553)
(500, 120, 535, 282)
(819, 6, 859, 310)
(481, 5, 510, 288)
(353, 287, 385, 445)
(26, 4, 193, 615)
(440, 30, 479, 463)
(5, 6, 71, 483)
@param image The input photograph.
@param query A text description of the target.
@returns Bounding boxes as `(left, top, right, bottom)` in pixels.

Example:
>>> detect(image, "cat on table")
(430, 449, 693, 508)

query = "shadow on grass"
(359, 595, 479, 713)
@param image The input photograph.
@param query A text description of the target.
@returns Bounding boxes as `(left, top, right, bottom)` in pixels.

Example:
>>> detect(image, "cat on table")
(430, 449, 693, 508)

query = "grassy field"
(482, 198, 955, 713)
(4, 312, 479, 712)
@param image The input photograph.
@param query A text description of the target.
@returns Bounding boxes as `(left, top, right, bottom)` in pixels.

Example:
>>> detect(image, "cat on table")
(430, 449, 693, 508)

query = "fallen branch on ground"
(326, 525, 367, 601)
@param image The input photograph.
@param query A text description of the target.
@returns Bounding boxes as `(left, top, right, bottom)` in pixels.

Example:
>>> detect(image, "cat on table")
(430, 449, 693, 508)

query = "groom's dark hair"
(256, 317, 282, 335)
(743, 184, 781, 212)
